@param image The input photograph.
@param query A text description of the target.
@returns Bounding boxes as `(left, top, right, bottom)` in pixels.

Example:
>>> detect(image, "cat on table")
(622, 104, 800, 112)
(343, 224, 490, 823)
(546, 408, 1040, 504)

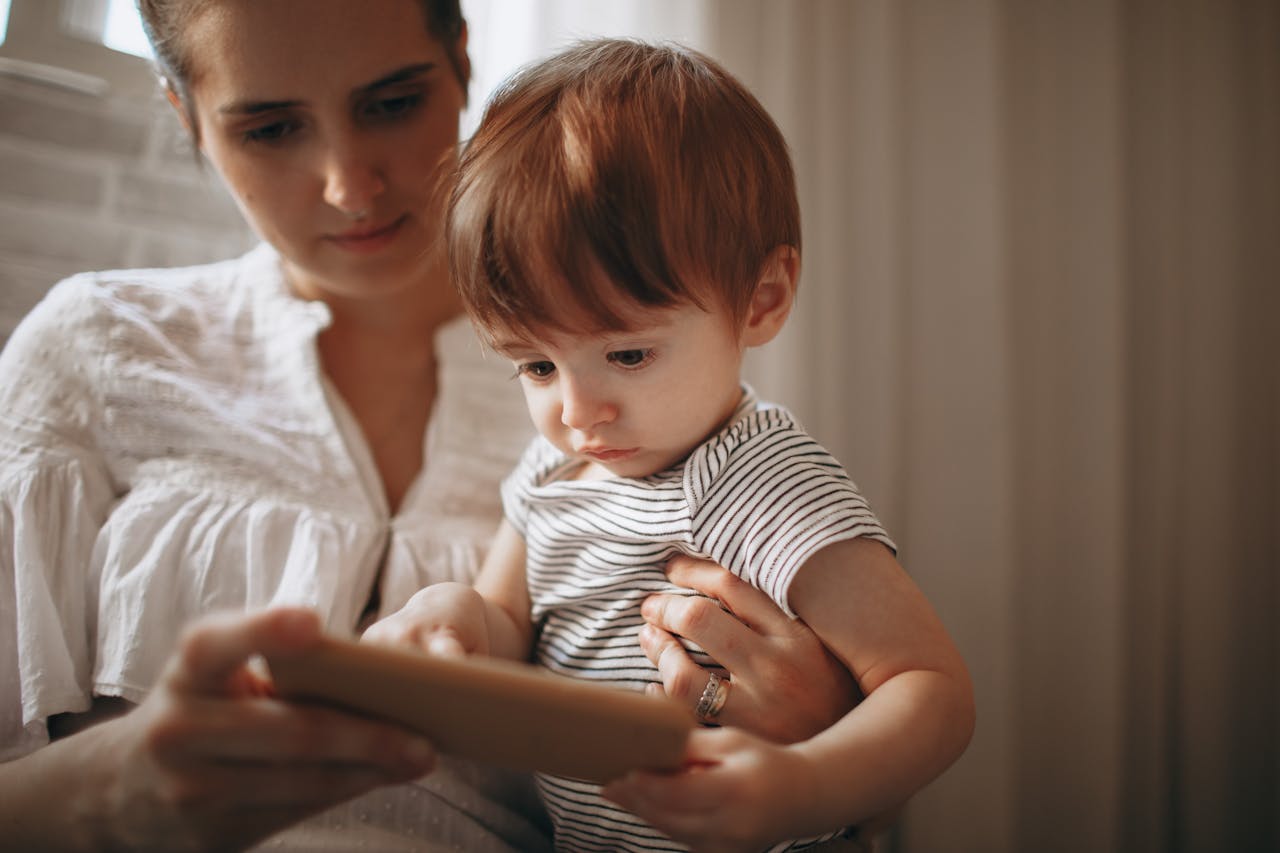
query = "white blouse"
(0, 245, 549, 850)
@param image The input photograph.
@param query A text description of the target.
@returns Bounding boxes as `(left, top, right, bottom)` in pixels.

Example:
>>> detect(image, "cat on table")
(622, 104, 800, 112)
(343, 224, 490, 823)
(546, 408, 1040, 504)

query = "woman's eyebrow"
(218, 63, 437, 116)
(355, 62, 437, 97)
(219, 97, 301, 116)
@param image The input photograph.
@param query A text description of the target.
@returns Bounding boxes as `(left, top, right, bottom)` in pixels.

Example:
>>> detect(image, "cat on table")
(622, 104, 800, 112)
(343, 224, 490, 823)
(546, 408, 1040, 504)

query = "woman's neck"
(286, 254, 461, 511)
(292, 255, 462, 347)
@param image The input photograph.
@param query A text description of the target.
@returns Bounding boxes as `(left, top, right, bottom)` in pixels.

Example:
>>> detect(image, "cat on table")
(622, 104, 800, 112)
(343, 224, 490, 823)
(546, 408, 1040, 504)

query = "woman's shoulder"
(8, 245, 281, 351)
(0, 245, 298, 441)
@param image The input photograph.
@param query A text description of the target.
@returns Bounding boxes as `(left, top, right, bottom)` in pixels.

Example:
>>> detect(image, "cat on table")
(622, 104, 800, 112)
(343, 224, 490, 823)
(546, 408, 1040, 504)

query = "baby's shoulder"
(697, 400, 806, 462)
(683, 401, 835, 501)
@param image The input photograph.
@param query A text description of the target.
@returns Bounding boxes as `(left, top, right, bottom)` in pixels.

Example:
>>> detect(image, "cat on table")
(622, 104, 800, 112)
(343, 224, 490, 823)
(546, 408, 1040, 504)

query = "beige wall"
(0, 73, 253, 344)
(713, 1, 1277, 850)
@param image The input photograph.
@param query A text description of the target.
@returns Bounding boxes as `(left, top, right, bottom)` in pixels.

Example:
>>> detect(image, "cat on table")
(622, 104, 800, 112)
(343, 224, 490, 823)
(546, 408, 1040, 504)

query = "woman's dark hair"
(136, 0, 468, 140)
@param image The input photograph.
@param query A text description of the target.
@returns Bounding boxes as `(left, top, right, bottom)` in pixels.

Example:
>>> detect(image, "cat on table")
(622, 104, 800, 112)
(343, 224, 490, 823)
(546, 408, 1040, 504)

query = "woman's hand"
(602, 727, 820, 853)
(640, 555, 860, 743)
(361, 581, 491, 658)
(2, 607, 437, 852)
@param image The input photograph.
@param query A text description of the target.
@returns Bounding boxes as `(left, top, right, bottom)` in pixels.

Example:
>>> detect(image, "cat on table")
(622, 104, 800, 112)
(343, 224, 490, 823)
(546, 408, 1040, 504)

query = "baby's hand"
(361, 582, 491, 658)
(602, 727, 817, 852)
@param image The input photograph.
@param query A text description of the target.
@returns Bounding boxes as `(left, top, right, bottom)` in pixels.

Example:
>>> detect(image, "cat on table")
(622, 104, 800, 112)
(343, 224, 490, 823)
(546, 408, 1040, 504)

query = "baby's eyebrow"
(490, 339, 532, 358)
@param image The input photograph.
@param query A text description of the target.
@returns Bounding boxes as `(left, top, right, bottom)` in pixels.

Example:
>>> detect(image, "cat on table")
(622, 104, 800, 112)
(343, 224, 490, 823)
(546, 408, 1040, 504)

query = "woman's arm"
(639, 555, 860, 743)
(607, 539, 974, 850)
(0, 608, 437, 853)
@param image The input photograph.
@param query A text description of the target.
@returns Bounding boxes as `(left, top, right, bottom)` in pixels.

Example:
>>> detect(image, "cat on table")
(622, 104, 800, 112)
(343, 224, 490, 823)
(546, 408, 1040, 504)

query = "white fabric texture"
(0, 244, 549, 850)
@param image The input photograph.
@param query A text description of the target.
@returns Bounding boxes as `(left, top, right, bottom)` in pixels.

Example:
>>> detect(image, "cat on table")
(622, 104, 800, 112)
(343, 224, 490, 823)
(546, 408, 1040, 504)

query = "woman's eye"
(243, 119, 300, 145)
(516, 361, 556, 380)
(362, 93, 422, 122)
(607, 348, 654, 368)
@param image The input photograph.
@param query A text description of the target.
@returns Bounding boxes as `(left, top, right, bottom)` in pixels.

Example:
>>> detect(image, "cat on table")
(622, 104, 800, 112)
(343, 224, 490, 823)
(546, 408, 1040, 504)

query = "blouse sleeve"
(0, 278, 116, 761)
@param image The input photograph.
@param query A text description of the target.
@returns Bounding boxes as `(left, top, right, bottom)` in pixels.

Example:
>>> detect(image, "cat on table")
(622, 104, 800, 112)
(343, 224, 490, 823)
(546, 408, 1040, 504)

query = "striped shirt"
(501, 387, 893, 852)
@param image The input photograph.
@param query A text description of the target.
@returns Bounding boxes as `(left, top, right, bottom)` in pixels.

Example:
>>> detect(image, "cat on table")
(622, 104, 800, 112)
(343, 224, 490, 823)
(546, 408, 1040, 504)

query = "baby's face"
(492, 302, 747, 479)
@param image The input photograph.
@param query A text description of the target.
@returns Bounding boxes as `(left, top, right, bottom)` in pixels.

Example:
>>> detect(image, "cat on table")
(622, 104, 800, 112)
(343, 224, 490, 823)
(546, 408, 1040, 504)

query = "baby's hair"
(449, 38, 800, 341)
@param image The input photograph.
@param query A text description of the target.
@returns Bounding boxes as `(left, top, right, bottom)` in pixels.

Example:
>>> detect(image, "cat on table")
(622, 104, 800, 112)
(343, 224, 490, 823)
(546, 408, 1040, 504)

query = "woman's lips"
(325, 215, 407, 253)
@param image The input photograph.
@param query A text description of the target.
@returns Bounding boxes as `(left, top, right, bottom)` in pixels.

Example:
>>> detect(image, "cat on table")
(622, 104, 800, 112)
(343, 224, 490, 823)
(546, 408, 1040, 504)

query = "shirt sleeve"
(685, 412, 894, 618)
(0, 277, 116, 760)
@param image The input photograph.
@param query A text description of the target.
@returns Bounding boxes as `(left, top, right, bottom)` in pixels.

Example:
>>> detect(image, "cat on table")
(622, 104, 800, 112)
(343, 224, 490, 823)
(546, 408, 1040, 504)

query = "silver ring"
(694, 671, 730, 723)
(346, 209, 369, 221)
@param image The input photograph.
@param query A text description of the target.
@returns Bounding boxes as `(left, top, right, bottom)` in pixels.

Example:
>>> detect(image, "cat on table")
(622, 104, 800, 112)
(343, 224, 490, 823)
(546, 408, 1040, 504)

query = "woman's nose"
(560, 379, 618, 431)
(322, 147, 386, 217)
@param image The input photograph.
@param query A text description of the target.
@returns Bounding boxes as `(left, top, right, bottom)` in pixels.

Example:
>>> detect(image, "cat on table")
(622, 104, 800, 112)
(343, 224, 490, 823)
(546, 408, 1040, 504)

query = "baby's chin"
(578, 448, 694, 481)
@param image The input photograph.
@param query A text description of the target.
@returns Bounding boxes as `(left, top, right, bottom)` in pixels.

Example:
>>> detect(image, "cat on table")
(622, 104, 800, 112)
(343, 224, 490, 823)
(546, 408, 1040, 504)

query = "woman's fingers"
(155, 607, 436, 777)
(641, 590, 758, 677)
(664, 554, 797, 636)
(650, 557, 861, 743)
(165, 607, 323, 695)
(76, 609, 438, 852)
(638, 622, 724, 715)
(637, 618, 756, 732)
(150, 693, 435, 774)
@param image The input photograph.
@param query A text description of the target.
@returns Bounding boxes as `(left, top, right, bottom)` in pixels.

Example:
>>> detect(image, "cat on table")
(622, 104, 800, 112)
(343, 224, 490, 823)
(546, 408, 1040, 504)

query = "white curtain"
(467, 1, 1280, 850)
(460, 0, 708, 137)
(708, 2, 1279, 851)
(458, 1, 1280, 849)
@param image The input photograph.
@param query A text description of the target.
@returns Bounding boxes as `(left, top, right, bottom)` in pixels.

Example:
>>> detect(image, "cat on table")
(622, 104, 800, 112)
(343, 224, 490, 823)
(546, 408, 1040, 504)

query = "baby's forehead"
(486, 308, 675, 354)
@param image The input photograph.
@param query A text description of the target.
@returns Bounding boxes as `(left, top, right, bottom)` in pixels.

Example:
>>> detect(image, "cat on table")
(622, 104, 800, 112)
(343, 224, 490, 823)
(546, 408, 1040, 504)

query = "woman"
(0, 2, 860, 850)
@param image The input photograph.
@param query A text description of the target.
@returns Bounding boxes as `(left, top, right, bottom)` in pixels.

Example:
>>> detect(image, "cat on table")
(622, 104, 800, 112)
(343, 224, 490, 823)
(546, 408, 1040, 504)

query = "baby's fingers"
(426, 631, 469, 658)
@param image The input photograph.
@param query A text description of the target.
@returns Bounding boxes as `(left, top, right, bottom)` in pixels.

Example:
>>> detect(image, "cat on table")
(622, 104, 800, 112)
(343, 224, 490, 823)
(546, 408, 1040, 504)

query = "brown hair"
(449, 38, 800, 341)
(136, 0, 468, 140)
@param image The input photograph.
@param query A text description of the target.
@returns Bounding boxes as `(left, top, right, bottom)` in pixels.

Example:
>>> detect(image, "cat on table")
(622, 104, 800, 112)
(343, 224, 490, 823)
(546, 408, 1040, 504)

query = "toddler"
(374, 38, 974, 853)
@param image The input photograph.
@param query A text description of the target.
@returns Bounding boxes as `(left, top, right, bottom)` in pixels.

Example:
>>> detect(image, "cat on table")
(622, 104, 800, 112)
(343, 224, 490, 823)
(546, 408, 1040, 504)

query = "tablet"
(265, 636, 694, 783)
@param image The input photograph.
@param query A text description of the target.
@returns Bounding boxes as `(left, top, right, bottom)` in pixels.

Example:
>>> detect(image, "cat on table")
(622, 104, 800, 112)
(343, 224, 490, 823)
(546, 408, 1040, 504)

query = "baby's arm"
(363, 521, 534, 662)
(605, 537, 974, 850)
(783, 537, 974, 823)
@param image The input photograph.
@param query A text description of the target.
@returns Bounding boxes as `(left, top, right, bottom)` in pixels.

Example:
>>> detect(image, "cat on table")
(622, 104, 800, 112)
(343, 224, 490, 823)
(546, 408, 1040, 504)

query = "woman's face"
(182, 0, 466, 302)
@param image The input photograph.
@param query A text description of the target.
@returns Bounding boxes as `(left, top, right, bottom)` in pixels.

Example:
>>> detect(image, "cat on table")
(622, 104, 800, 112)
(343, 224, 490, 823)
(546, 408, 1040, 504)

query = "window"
(63, 0, 151, 59)
(0, 0, 706, 105)
(0, 0, 154, 97)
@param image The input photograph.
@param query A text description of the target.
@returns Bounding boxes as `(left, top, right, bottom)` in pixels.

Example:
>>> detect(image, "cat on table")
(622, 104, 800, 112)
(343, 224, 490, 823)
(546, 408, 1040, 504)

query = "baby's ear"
(741, 245, 799, 347)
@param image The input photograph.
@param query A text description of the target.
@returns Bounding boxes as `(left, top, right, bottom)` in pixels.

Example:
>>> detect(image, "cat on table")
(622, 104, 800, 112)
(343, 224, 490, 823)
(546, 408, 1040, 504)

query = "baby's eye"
(607, 348, 654, 369)
(515, 361, 556, 380)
